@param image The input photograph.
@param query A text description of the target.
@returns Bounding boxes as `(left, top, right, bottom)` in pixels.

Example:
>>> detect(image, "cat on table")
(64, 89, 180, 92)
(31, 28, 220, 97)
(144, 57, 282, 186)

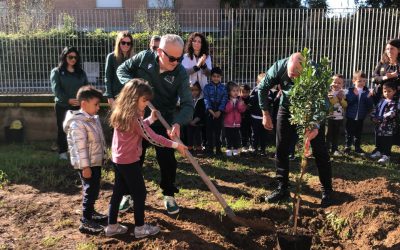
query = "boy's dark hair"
(211, 67, 222, 76)
(190, 81, 202, 91)
(240, 84, 251, 92)
(226, 81, 239, 93)
(333, 74, 344, 79)
(352, 70, 367, 80)
(383, 81, 397, 91)
(76, 85, 103, 103)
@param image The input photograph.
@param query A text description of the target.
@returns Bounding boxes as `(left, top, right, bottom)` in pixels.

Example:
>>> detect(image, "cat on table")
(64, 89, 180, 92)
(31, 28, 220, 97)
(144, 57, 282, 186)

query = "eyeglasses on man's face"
(160, 49, 183, 63)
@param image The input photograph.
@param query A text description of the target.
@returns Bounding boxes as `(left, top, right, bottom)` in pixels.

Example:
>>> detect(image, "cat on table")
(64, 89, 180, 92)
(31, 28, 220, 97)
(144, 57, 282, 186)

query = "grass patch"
(0, 169, 9, 189)
(41, 236, 63, 248)
(227, 196, 253, 211)
(54, 219, 74, 230)
(76, 242, 97, 250)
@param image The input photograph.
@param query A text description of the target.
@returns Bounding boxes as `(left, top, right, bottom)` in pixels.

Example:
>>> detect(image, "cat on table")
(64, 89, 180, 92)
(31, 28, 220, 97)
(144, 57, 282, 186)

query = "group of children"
(63, 80, 186, 237)
(326, 70, 398, 164)
(182, 67, 274, 157)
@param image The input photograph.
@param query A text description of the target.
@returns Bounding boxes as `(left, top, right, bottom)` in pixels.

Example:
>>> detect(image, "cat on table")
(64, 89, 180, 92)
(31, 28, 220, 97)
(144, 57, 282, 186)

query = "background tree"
(355, 0, 400, 7)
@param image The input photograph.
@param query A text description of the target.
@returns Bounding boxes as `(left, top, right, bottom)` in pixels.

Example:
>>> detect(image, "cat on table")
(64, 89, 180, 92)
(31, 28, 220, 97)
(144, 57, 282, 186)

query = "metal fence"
(1, 8, 400, 94)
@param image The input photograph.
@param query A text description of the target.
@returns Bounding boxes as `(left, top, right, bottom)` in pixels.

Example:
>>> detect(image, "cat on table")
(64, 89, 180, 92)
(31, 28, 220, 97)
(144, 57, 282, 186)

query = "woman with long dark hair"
(51, 46, 89, 160)
(182, 32, 212, 90)
(104, 31, 134, 106)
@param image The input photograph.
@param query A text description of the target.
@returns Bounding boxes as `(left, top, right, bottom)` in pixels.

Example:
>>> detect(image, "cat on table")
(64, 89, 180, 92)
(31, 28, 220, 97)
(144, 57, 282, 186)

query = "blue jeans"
(78, 166, 101, 221)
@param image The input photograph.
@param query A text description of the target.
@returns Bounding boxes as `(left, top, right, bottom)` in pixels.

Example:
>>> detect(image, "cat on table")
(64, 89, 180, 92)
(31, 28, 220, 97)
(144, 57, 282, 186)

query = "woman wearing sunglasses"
(50, 46, 89, 160)
(182, 32, 212, 90)
(104, 31, 135, 106)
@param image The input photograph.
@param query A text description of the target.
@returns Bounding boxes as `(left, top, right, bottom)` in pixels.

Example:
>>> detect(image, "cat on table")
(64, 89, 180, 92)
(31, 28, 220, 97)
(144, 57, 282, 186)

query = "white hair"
(160, 34, 184, 49)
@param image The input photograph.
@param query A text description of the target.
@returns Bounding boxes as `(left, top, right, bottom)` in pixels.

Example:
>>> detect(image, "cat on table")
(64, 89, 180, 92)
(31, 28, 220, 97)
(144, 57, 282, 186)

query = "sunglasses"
(120, 41, 132, 46)
(67, 55, 77, 60)
(160, 49, 183, 63)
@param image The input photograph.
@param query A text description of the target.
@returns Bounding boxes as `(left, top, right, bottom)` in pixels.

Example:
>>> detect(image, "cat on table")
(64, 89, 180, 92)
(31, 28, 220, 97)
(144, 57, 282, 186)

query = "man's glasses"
(120, 41, 132, 46)
(67, 55, 77, 60)
(160, 49, 183, 63)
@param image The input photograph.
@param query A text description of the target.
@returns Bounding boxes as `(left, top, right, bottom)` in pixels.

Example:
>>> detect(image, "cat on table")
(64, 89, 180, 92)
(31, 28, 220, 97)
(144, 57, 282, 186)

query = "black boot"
(265, 186, 290, 203)
(321, 190, 334, 208)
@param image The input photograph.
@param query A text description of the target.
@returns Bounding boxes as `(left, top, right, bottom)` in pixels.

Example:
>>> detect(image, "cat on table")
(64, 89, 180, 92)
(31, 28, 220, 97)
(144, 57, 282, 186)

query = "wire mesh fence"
(0, 8, 399, 94)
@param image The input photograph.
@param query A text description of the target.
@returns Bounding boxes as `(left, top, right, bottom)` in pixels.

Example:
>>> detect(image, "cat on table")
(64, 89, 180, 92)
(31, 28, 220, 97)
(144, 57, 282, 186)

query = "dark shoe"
(265, 188, 290, 203)
(355, 148, 366, 156)
(343, 147, 351, 154)
(92, 211, 108, 222)
(289, 154, 296, 161)
(321, 191, 334, 208)
(79, 219, 103, 234)
(204, 149, 214, 156)
(215, 148, 222, 155)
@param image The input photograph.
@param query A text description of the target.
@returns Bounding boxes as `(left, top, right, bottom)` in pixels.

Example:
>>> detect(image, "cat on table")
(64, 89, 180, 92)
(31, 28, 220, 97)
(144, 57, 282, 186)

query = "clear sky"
(327, 0, 356, 8)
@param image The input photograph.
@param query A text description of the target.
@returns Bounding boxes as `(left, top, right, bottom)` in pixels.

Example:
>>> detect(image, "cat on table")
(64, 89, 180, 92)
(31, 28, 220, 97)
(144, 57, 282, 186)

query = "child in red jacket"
(224, 81, 246, 156)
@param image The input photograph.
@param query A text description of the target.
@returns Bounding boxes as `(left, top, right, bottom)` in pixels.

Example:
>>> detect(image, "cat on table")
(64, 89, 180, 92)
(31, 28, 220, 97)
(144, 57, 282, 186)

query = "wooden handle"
(147, 102, 236, 218)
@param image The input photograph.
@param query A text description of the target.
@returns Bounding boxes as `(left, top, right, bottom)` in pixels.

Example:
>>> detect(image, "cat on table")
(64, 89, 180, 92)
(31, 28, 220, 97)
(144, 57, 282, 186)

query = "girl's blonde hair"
(109, 79, 153, 132)
(114, 31, 134, 64)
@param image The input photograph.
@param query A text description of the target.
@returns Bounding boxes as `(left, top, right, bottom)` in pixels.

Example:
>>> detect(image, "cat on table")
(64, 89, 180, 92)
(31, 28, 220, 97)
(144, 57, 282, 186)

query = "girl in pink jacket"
(105, 79, 186, 238)
(224, 81, 246, 156)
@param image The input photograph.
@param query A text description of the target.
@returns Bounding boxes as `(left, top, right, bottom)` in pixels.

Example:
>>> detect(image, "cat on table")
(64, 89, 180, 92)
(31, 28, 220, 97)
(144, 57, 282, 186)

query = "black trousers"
(108, 162, 146, 226)
(275, 107, 332, 192)
(240, 118, 252, 148)
(345, 118, 364, 150)
(55, 103, 79, 154)
(78, 166, 101, 222)
(140, 125, 178, 196)
(326, 119, 343, 152)
(251, 117, 269, 151)
(225, 127, 241, 149)
(186, 125, 202, 148)
(376, 135, 393, 156)
(205, 114, 223, 151)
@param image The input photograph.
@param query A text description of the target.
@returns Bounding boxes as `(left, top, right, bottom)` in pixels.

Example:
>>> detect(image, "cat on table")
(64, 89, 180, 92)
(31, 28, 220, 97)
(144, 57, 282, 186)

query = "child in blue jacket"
(344, 70, 373, 155)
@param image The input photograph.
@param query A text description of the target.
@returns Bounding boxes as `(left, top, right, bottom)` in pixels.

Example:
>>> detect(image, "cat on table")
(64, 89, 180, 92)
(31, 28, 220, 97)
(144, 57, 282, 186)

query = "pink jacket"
(112, 117, 177, 164)
(224, 98, 246, 128)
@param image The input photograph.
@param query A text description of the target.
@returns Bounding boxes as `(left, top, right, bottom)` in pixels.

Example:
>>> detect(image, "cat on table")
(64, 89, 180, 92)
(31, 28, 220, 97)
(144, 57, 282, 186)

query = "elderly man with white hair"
(259, 52, 334, 208)
(117, 34, 193, 215)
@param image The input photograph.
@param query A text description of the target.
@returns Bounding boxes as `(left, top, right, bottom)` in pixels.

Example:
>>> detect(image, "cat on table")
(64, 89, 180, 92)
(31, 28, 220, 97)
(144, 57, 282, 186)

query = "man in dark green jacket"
(117, 34, 193, 215)
(259, 52, 333, 208)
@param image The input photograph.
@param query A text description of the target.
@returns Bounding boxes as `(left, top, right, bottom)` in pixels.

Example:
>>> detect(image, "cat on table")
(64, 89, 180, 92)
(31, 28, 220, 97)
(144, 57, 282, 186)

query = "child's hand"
(176, 143, 188, 156)
(150, 110, 159, 121)
(214, 111, 221, 118)
(353, 88, 359, 96)
(368, 89, 374, 97)
(386, 71, 398, 79)
(82, 167, 92, 179)
(337, 90, 345, 99)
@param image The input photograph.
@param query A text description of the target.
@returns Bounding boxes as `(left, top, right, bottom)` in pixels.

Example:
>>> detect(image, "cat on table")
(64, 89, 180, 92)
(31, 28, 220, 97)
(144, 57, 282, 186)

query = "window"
(96, 0, 122, 8)
(148, 0, 174, 9)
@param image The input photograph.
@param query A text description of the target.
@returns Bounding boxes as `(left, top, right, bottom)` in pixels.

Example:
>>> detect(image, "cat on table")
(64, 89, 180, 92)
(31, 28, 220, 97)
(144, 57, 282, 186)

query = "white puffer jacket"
(63, 110, 106, 169)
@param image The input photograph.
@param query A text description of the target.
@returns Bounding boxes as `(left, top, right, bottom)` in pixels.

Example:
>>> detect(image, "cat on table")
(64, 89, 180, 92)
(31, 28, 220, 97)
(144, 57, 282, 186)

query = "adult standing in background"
(372, 39, 400, 104)
(117, 34, 193, 215)
(182, 32, 212, 90)
(104, 31, 134, 106)
(149, 35, 161, 52)
(51, 46, 89, 160)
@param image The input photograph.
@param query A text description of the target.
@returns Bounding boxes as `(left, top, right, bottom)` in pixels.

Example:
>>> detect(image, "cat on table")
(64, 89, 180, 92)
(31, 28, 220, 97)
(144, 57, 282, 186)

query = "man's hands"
(168, 123, 181, 139)
(68, 98, 79, 106)
(176, 143, 187, 156)
(262, 110, 273, 130)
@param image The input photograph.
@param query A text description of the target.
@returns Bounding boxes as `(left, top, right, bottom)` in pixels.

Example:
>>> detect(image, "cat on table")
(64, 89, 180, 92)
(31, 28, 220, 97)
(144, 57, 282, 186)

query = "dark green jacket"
(104, 52, 128, 99)
(117, 50, 193, 126)
(50, 67, 89, 107)
(259, 57, 293, 110)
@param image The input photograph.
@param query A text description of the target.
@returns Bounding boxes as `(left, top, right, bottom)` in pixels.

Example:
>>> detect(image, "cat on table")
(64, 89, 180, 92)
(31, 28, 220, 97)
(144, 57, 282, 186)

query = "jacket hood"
(63, 110, 97, 133)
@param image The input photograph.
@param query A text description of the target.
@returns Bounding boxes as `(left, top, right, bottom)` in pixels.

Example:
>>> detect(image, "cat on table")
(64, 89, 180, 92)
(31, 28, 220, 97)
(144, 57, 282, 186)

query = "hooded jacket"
(63, 110, 106, 169)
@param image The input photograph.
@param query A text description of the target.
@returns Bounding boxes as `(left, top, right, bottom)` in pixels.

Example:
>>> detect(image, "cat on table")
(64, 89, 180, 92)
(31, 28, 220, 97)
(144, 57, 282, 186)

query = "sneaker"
(321, 191, 334, 208)
(105, 223, 128, 237)
(92, 211, 108, 222)
(355, 148, 366, 156)
(378, 155, 390, 164)
(289, 154, 296, 161)
(241, 147, 248, 153)
(59, 152, 68, 160)
(163, 196, 179, 214)
(370, 151, 382, 159)
(79, 219, 103, 234)
(232, 149, 240, 156)
(134, 224, 160, 239)
(333, 150, 341, 156)
(226, 149, 232, 156)
(119, 195, 133, 213)
(248, 147, 255, 153)
(265, 188, 290, 203)
(343, 147, 351, 154)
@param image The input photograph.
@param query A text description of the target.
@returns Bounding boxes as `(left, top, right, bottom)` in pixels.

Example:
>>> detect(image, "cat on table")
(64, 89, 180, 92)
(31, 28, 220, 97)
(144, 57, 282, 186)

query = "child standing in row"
(105, 79, 186, 238)
(63, 86, 107, 234)
(203, 67, 228, 155)
(370, 82, 398, 163)
(239, 84, 252, 152)
(344, 70, 374, 155)
(186, 81, 206, 154)
(326, 74, 347, 156)
(224, 81, 246, 156)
